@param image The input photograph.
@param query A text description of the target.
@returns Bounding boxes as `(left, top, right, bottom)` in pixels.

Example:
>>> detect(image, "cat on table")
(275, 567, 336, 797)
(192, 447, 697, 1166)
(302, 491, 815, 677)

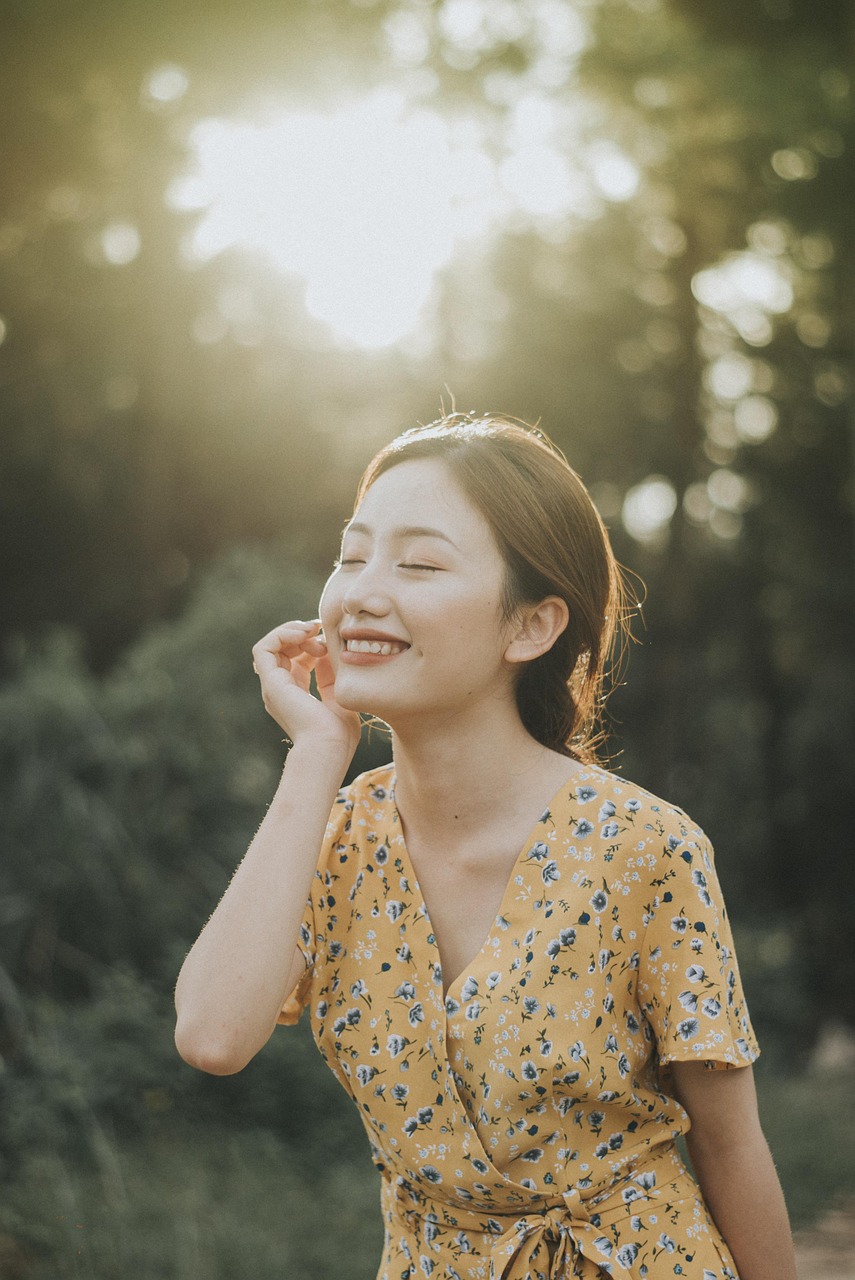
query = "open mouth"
(345, 639, 409, 656)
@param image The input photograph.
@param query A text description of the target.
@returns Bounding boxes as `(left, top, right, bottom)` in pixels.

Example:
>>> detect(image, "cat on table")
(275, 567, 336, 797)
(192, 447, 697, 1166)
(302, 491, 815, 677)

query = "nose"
(341, 558, 392, 618)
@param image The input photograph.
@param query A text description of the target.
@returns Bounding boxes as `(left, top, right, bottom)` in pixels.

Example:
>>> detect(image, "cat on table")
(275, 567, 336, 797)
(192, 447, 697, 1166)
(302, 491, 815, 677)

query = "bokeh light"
(621, 475, 678, 544)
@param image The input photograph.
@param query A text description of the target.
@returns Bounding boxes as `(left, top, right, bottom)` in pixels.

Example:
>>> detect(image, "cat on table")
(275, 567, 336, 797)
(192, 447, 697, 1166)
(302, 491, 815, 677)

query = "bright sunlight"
(167, 86, 639, 349)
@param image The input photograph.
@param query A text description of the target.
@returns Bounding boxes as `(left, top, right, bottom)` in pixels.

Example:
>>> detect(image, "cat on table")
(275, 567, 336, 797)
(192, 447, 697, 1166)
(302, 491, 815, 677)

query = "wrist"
(281, 735, 355, 779)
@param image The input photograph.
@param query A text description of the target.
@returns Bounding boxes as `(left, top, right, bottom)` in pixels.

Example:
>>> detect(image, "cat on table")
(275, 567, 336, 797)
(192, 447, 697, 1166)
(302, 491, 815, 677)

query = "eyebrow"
(343, 521, 459, 549)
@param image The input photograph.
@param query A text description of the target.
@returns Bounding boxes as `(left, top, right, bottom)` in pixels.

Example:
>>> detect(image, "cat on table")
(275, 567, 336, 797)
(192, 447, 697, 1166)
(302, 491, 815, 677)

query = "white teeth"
(346, 639, 406, 655)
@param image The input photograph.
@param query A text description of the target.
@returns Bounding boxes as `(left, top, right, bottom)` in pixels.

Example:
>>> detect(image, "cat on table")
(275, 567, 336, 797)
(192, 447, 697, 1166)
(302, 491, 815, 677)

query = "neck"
(389, 703, 578, 846)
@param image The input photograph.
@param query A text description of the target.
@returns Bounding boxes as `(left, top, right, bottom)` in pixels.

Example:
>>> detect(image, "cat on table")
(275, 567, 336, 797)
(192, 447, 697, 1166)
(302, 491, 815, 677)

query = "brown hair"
(356, 412, 633, 763)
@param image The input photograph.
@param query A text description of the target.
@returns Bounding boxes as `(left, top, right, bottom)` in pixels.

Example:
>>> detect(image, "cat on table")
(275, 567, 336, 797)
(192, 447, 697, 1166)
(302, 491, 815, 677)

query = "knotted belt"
(384, 1142, 691, 1279)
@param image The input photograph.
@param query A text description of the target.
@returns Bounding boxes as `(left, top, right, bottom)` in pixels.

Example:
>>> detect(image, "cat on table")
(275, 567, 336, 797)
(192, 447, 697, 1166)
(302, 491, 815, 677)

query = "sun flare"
(168, 86, 638, 349)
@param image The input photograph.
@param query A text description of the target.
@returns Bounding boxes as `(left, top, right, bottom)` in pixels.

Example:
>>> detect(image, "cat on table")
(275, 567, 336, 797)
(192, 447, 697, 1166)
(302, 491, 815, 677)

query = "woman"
(175, 414, 796, 1280)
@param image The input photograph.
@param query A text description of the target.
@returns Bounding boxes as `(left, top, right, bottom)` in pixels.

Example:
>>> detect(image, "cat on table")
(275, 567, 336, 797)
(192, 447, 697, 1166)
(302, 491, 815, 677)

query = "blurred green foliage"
(1, 0, 854, 1271)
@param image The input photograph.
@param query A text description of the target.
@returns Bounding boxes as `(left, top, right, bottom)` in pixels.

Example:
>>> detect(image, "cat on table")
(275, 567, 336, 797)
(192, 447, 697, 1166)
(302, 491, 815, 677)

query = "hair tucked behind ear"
(357, 413, 636, 763)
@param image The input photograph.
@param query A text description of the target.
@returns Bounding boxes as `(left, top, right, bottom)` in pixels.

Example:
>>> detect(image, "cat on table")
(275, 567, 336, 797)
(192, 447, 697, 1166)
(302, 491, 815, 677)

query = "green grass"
(754, 1066, 855, 1228)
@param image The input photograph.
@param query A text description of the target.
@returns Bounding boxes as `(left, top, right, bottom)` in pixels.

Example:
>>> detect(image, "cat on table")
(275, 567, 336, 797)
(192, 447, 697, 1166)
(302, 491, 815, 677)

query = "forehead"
(351, 458, 495, 545)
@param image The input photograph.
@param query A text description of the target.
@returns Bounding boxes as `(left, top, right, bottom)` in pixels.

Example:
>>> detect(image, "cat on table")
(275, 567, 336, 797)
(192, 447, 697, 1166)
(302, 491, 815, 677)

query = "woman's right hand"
(251, 620, 361, 760)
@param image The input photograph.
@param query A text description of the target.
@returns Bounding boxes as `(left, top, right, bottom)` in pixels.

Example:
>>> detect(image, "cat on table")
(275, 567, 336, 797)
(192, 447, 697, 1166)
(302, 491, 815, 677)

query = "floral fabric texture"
(279, 763, 759, 1279)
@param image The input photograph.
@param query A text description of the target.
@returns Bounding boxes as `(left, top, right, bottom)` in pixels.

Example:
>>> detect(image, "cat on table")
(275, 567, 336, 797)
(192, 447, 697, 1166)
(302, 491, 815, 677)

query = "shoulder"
(548, 763, 717, 887)
(324, 761, 396, 842)
(558, 763, 708, 842)
(337, 761, 395, 810)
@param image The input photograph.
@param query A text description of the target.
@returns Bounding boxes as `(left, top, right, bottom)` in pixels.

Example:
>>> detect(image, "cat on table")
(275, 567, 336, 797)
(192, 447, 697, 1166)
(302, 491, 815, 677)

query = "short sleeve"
(277, 894, 315, 1025)
(637, 823, 760, 1070)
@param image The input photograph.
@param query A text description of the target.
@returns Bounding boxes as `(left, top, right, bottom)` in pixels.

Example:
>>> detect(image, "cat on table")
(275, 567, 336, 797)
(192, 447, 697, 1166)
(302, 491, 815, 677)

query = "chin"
(333, 680, 406, 722)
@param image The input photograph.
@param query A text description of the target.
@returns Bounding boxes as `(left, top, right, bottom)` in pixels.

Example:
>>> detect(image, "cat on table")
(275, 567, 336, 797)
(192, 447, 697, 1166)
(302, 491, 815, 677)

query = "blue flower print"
(591, 889, 608, 911)
(602, 821, 620, 839)
(598, 800, 617, 821)
(703, 997, 722, 1018)
(460, 976, 479, 1001)
(616, 1242, 640, 1267)
(625, 797, 642, 813)
(575, 819, 594, 837)
(529, 841, 550, 861)
(678, 991, 698, 1013)
(677, 1018, 700, 1040)
(576, 786, 598, 803)
(486, 971, 502, 989)
(542, 859, 560, 884)
(386, 900, 405, 921)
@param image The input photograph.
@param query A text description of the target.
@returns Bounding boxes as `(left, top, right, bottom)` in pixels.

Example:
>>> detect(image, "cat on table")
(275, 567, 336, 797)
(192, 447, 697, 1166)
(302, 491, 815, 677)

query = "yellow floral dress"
(279, 762, 759, 1280)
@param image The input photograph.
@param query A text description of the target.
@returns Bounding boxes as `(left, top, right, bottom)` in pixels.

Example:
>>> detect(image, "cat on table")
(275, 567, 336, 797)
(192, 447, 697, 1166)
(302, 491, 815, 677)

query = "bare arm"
(670, 1061, 796, 1280)
(174, 620, 360, 1075)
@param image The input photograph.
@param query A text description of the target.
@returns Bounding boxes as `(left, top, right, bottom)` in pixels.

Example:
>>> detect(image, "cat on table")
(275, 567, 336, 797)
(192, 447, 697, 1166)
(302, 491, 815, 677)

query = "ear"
(503, 596, 570, 666)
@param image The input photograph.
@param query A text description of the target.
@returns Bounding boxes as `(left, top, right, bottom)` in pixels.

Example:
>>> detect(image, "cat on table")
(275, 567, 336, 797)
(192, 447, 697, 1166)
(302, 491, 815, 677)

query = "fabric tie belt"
(384, 1142, 689, 1280)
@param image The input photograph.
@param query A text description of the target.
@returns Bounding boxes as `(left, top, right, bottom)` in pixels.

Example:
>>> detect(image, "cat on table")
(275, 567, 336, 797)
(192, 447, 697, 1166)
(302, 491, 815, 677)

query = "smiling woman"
(174, 413, 796, 1280)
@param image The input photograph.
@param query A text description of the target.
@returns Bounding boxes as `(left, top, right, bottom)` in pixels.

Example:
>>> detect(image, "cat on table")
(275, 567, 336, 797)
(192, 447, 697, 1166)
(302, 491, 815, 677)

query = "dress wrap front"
(279, 764, 759, 1280)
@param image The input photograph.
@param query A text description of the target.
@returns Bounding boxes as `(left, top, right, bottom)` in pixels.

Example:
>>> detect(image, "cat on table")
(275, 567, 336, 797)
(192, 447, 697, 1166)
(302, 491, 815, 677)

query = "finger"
(253, 622, 321, 668)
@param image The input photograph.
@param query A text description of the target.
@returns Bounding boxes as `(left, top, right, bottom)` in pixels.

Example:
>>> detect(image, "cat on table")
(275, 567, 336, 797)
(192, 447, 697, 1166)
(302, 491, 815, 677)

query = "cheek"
(319, 573, 341, 629)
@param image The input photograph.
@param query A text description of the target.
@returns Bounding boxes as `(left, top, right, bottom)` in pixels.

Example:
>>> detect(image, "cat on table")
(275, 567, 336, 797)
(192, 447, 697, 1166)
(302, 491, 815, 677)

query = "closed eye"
(399, 563, 441, 572)
(334, 558, 365, 568)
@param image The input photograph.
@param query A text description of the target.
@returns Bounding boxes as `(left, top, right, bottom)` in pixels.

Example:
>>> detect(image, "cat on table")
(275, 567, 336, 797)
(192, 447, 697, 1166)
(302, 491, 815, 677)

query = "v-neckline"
(389, 769, 584, 1003)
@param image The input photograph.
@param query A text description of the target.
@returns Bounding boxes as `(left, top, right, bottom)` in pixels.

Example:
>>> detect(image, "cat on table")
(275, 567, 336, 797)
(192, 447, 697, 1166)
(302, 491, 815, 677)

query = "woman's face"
(319, 458, 518, 726)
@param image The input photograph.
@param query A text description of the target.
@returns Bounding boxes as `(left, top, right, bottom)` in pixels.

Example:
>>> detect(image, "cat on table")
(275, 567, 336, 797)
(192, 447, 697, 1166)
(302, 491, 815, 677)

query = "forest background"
(1, 0, 854, 1276)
